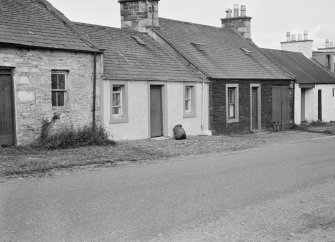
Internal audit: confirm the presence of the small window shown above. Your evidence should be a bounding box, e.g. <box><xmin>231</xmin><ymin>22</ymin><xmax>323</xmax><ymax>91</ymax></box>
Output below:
<box><xmin>110</xmin><ymin>82</ymin><xmax>128</xmax><ymax>124</ymax></box>
<box><xmin>333</xmin><ymin>88</ymin><xmax>335</xmax><ymax>98</ymax></box>
<box><xmin>226</xmin><ymin>84</ymin><xmax>239</xmax><ymax>123</ymax></box>
<box><xmin>184</xmin><ymin>85</ymin><xmax>196</xmax><ymax>118</ymax></box>
<box><xmin>51</xmin><ymin>72</ymin><xmax>67</xmax><ymax>108</ymax></box>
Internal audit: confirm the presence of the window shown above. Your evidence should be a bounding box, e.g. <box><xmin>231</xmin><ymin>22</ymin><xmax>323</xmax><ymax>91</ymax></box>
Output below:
<box><xmin>226</xmin><ymin>84</ymin><xmax>239</xmax><ymax>123</ymax></box>
<box><xmin>110</xmin><ymin>82</ymin><xmax>128</xmax><ymax>124</ymax></box>
<box><xmin>333</xmin><ymin>88</ymin><xmax>335</xmax><ymax>98</ymax></box>
<box><xmin>184</xmin><ymin>85</ymin><xmax>196</xmax><ymax>118</ymax></box>
<box><xmin>51</xmin><ymin>72</ymin><xmax>67</xmax><ymax>108</ymax></box>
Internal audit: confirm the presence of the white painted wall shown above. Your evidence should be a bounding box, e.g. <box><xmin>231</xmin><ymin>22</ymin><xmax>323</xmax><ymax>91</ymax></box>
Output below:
<box><xmin>294</xmin><ymin>84</ymin><xmax>335</xmax><ymax>124</ymax></box>
<box><xmin>102</xmin><ymin>80</ymin><xmax>210</xmax><ymax>140</ymax></box>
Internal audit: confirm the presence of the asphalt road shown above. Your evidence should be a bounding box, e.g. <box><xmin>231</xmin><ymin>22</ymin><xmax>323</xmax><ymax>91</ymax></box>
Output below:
<box><xmin>1</xmin><ymin>136</ymin><xmax>335</xmax><ymax>241</ymax></box>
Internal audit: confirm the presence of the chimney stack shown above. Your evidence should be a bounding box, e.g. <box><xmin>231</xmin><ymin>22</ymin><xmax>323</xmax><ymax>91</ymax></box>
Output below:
<box><xmin>221</xmin><ymin>4</ymin><xmax>252</xmax><ymax>40</ymax></box>
<box><xmin>281</xmin><ymin>31</ymin><xmax>314</xmax><ymax>58</ymax></box>
<box><xmin>326</xmin><ymin>39</ymin><xmax>330</xmax><ymax>48</ymax></box>
<box><xmin>119</xmin><ymin>0</ymin><xmax>160</xmax><ymax>32</ymax></box>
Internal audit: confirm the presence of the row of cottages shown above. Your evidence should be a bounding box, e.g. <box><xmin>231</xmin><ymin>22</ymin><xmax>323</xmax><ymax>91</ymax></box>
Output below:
<box><xmin>0</xmin><ymin>0</ymin><xmax>300</xmax><ymax>145</ymax></box>
<box><xmin>0</xmin><ymin>0</ymin><xmax>103</xmax><ymax>146</ymax></box>
<box><xmin>263</xmin><ymin>49</ymin><xmax>335</xmax><ymax>124</ymax></box>
<box><xmin>277</xmin><ymin>32</ymin><xmax>335</xmax><ymax>123</ymax></box>
<box><xmin>115</xmin><ymin>0</ymin><xmax>294</xmax><ymax>134</ymax></box>
<box><xmin>74</xmin><ymin>23</ymin><xmax>210</xmax><ymax>140</ymax></box>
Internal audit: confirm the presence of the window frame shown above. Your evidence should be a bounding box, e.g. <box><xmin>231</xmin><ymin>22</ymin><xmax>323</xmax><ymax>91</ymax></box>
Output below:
<box><xmin>110</xmin><ymin>81</ymin><xmax>129</xmax><ymax>124</ymax></box>
<box><xmin>226</xmin><ymin>84</ymin><xmax>239</xmax><ymax>123</ymax></box>
<box><xmin>183</xmin><ymin>84</ymin><xmax>197</xmax><ymax>118</ymax></box>
<box><xmin>51</xmin><ymin>71</ymin><xmax>68</xmax><ymax>109</ymax></box>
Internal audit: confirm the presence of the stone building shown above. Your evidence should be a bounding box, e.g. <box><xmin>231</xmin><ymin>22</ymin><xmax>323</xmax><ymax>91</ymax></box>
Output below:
<box><xmin>117</xmin><ymin>0</ymin><xmax>294</xmax><ymax>134</ymax></box>
<box><xmin>0</xmin><ymin>0</ymin><xmax>103</xmax><ymax>146</ymax></box>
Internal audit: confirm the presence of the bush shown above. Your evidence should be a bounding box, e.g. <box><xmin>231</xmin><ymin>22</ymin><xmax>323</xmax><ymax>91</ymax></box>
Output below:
<box><xmin>36</xmin><ymin>125</ymin><xmax>115</xmax><ymax>150</ymax></box>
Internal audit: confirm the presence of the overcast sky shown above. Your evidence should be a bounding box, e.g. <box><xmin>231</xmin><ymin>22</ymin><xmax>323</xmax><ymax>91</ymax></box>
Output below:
<box><xmin>48</xmin><ymin>0</ymin><xmax>335</xmax><ymax>50</ymax></box>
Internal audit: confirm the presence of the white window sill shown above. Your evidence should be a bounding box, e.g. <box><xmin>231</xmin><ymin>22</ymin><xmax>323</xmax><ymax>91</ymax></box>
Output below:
<box><xmin>184</xmin><ymin>112</ymin><xmax>197</xmax><ymax>118</ymax></box>
<box><xmin>227</xmin><ymin>118</ymin><xmax>239</xmax><ymax>123</ymax></box>
<box><xmin>110</xmin><ymin>117</ymin><xmax>129</xmax><ymax>124</ymax></box>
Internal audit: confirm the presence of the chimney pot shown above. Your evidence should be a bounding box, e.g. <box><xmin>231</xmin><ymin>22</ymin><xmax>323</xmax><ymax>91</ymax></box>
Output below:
<box><xmin>326</xmin><ymin>39</ymin><xmax>330</xmax><ymax>48</ymax></box>
<box><xmin>286</xmin><ymin>32</ymin><xmax>291</xmax><ymax>42</ymax></box>
<box><xmin>291</xmin><ymin>34</ymin><xmax>296</xmax><ymax>41</ymax></box>
<box><xmin>304</xmin><ymin>30</ymin><xmax>308</xmax><ymax>40</ymax></box>
<box><xmin>233</xmin><ymin>4</ymin><xmax>239</xmax><ymax>17</ymax></box>
<box><xmin>330</xmin><ymin>41</ymin><xmax>334</xmax><ymax>48</ymax></box>
<box><xmin>225</xmin><ymin>8</ymin><xmax>232</xmax><ymax>18</ymax></box>
<box><xmin>298</xmin><ymin>34</ymin><xmax>302</xmax><ymax>41</ymax></box>
<box><xmin>241</xmin><ymin>5</ymin><xmax>246</xmax><ymax>17</ymax></box>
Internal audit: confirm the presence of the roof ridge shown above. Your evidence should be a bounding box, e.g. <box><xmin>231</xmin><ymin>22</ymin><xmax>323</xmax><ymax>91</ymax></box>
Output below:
<box><xmin>159</xmin><ymin>17</ymin><xmax>222</xmax><ymax>30</ymax></box>
<box><xmin>74</xmin><ymin>21</ymin><xmax>151</xmax><ymax>37</ymax></box>
<box><xmin>35</xmin><ymin>0</ymin><xmax>101</xmax><ymax>51</ymax></box>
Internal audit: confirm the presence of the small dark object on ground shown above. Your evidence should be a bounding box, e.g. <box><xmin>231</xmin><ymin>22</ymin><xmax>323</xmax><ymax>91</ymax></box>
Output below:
<box><xmin>173</xmin><ymin>124</ymin><xmax>186</xmax><ymax>140</ymax></box>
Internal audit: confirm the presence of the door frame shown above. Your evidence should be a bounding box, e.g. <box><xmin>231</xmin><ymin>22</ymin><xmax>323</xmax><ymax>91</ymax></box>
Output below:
<box><xmin>147</xmin><ymin>82</ymin><xmax>167</xmax><ymax>138</ymax></box>
<box><xmin>0</xmin><ymin>67</ymin><xmax>16</xmax><ymax>146</ymax></box>
<box><xmin>250</xmin><ymin>84</ymin><xmax>261</xmax><ymax>131</ymax></box>
<box><xmin>318</xmin><ymin>89</ymin><xmax>322</xmax><ymax>121</ymax></box>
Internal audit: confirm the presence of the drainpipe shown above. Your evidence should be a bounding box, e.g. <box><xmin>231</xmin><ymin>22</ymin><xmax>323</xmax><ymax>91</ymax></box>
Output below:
<box><xmin>201</xmin><ymin>78</ymin><xmax>205</xmax><ymax>132</ymax></box>
<box><xmin>92</xmin><ymin>53</ymin><xmax>97</xmax><ymax>130</ymax></box>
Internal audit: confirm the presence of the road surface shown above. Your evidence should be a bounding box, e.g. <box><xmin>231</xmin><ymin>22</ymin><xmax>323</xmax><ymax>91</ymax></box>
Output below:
<box><xmin>1</xmin><ymin>136</ymin><xmax>335</xmax><ymax>241</ymax></box>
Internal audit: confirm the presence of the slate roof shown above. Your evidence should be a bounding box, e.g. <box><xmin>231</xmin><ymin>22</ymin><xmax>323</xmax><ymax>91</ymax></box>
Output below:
<box><xmin>75</xmin><ymin>22</ymin><xmax>203</xmax><ymax>82</ymax></box>
<box><xmin>0</xmin><ymin>0</ymin><xmax>98</xmax><ymax>52</ymax></box>
<box><xmin>262</xmin><ymin>49</ymin><xmax>335</xmax><ymax>84</ymax></box>
<box><xmin>155</xmin><ymin>18</ymin><xmax>292</xmax><ymax>80</ymax></box>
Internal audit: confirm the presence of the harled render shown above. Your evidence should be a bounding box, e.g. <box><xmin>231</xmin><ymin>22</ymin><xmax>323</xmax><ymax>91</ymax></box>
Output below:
<box><xmin>117</xmin><ymin>0</ymin><xmax>294</xmax><ymax>134</ymax></box>
<box><xmin>75</xmin><ymin>23</ymin><xmax>210</xmax><ymax>140</ymax></box>
<box><xmin>0</xmin><ymin>0</ymin><xmax>103</xmax><ymax>146</ymax></box>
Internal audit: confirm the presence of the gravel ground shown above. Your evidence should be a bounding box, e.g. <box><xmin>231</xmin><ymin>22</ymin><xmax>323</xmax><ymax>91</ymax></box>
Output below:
<box><xmin>0</xmin><ymin>130</ymin><xmax>331</xmax><ymax>178</ymax></box>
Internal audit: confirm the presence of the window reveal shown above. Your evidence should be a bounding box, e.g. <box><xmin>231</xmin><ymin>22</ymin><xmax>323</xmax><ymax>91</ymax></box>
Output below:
<box><xmin>185</xmin><ymin>86</ymin><xmax>193</xmax><ymax>113</ymax></box>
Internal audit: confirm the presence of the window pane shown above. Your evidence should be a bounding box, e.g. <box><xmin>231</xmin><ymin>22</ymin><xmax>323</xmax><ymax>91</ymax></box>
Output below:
<box><xmin>113</xmin><ymin>86</ymin><xmax>121</xmax><ymax>92</ymax></box>
<box><xmin>51</xmin><ymin>74</ymin><xmax>58</xmax><ymax>90</ymax></box>
<box><xmin>57</xmin><ymin>92</ymin><xmax>65</xmax><ymax>106</ymax></box>
<box><xmin>229</xmin><ymin>104</ymin><xmax>235</xmax><ymax>118</ymax></box>
<box><xmin>228</xmin><ymin>88</ymin><xmax>235</xmax><ymax>103</ymax></box>
<box><xmin>113</xmin><ymin>93</ymin><xmax>120</xmax><ymax>106</ymax></box>
<box><xmin>113</xmin><ymin>107</ymin><xmax>119</xmax><ymax>115</ymax></box>
<box><xmin>52</xmin><ymin>92</ymin><xmax>57</xmax><ymax>106</ymax></box>
<box><xmin>58</xmin><ymin>74</ymin><xmax>65</xmax><ymax>89</ymax></box>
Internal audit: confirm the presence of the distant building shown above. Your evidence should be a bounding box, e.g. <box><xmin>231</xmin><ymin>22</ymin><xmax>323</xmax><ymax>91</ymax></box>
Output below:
<box><xmin>313</xmin><ymin>40</ymin><xmax>335</xmax><ymax>73</ymax></box>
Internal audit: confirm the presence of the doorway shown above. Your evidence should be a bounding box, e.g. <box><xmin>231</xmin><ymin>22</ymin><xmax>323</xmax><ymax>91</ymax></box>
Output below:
<box><xmin>301</xmin><ymin>88</ymin><xmax>306</xmax><ymax>122</ymax></box>
<box><xmin>0</xmin><ymin>69</ymin><xmax>15</xmax><ymax>146</ymax></box>
<box><xmin>150</xmin><ymin>85</ymin><xmax>163</xmax><ymax>138</ymax></box>
<box><xmin>250</xmin><ymin>85</ymin><xmax>261</xmax><ymax>131</ymax></box>
<box><xmin>318</xmin><ymin>90</ymin><xmax>322</xmax><ymax>121</ymax></box>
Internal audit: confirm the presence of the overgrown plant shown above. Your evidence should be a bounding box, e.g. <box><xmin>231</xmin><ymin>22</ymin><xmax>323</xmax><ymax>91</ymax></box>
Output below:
<box><xmin>37</xmin><ymin>115</ymin><xmax>115</xmax><ymax>149</ymax></box>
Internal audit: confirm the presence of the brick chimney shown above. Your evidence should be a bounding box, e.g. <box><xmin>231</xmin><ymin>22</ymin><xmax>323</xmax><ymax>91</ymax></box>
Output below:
<box><xmin>281</xmin><ymin>31</ymin><xmax>313</xmax><ymax>58</ymax></box>
<box><xmin>221</xmin><ymin>4</ymin><xmax>252</xmax><ymax>39</ymax></box>
<box><xmin>119</xmin><ymin>0</ymin><xmax>159</xmax><ymax>32</ymax></box>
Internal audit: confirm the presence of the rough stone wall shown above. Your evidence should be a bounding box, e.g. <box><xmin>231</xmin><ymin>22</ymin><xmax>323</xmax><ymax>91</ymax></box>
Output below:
<box><xmin>120</xmin><ymin>0</ymin><xmax>159</xmax><ymax>32</ymax></box>
<box><xmin>0</xmin><ymin>47</ymin><xmax>103</xmax><ymax>145</ymax></box>
<box><xmin>209</xmin><ymin>80</ymin><xmax>293</xmax><ymax>134</ymax></box>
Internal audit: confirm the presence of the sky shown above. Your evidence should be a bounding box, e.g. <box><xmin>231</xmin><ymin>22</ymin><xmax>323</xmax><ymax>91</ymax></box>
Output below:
<box><xmin>48</xmin><ymin>0</ymin><xmax>335</xmax><ymax>50</ymax></box>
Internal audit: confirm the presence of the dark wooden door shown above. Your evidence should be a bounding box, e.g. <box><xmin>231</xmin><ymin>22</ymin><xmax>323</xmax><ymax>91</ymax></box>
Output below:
<box><xmin>252</xmin><ymin>88</ymin><xmax>258</xmax><ymax>130</ymax></box>
<box><xmin>150</xmin><ymin>86</ymin><xmax>163</xmax><ymax>138</ymax></box>
<box><xmin>0</xmin><ymin>70</ymin><xmax>15</xmax><ymax>146</ymax></box>
<box><xmin>272</xmin><ymin>86</ymin><xmax>290</xmax><ymax>130</ymax></box>
<box><xmin>318</xmin><ymin>90</ymin><xmax>322</xmax><ymax>121</ymax></box>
